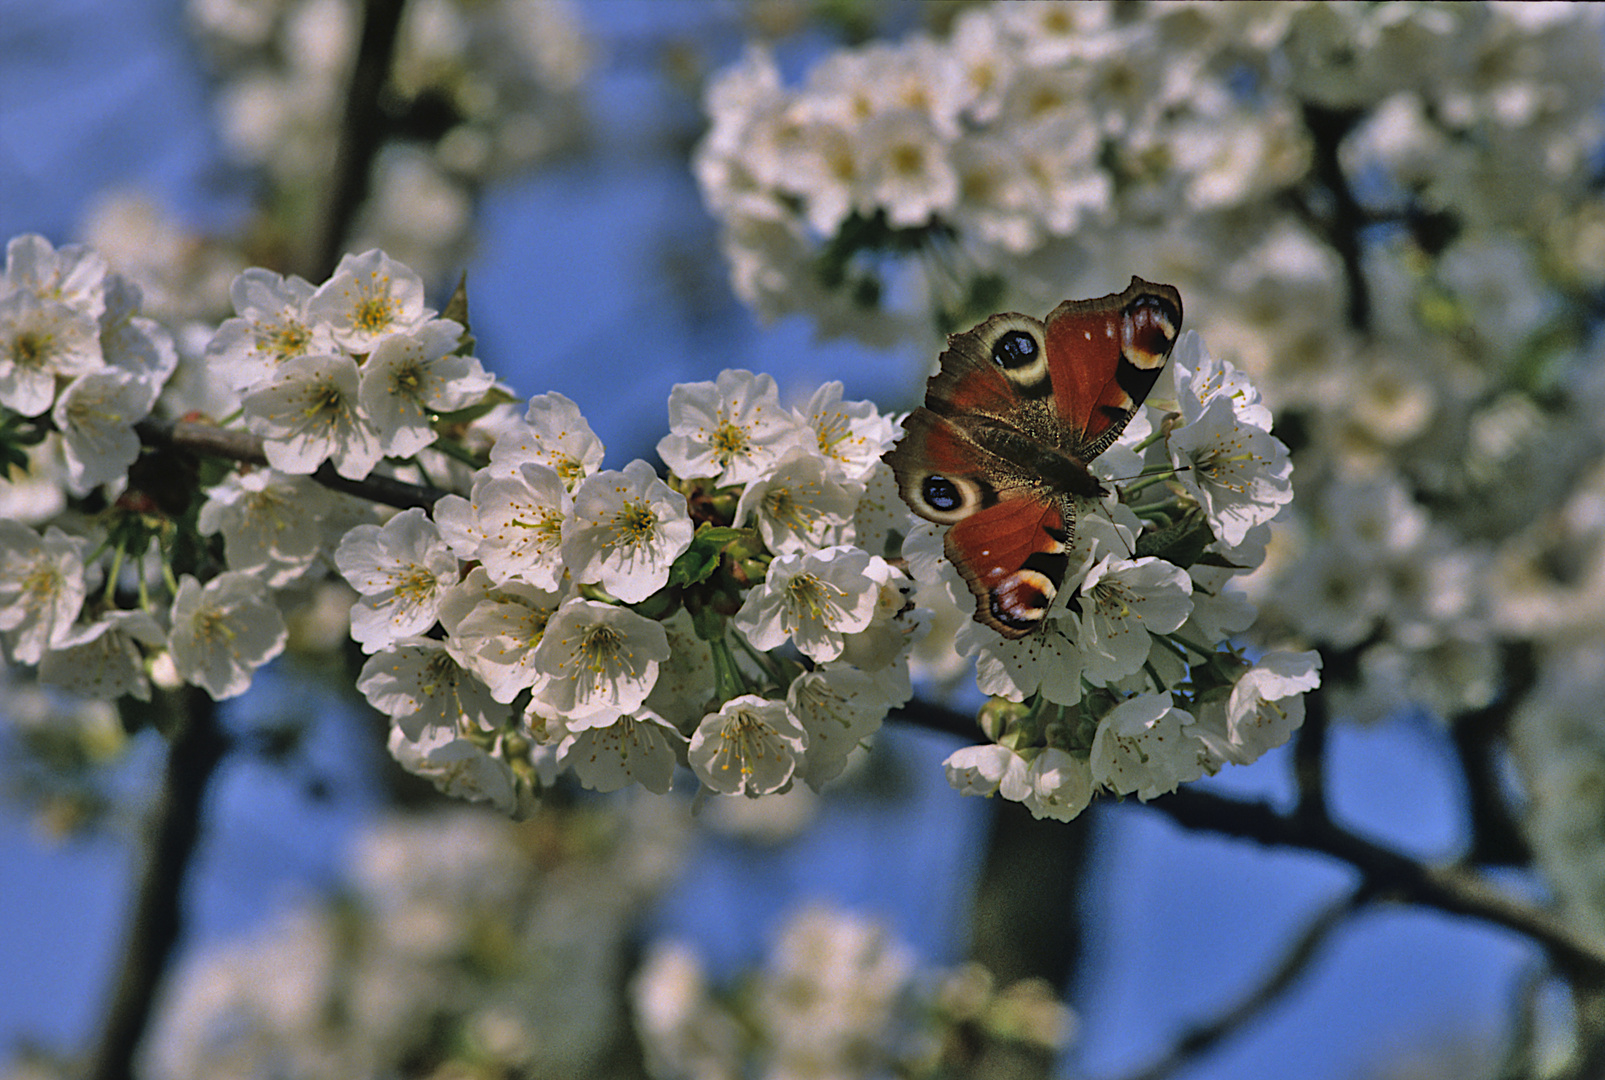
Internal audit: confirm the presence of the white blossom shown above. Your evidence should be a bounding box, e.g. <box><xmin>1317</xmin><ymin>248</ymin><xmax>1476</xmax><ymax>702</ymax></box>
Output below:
<box><xmin>732</xmin><ymin>545</ymin><xmax>882</xmax><ymax>663</ymax></box>
<box><xmin>0</xmin><ymin>290</ymin><xmax>102</xmax><ymax>416</ymax></box>
<box><xmin>51</xmin><ymin>367</ymin><xmax>161</xmax><ymax>493</ymax></box>
<box><xmin>166</xmin><ymin>571</ymin><xmax>288</xmax><ymax>700</ymax></box>
<box><xmin>558</xmin><ymin>710</ymin><xmax>684</xmax><ymax>794</ymax></box>
<box><xmin>198</xmin><ymin>470</ymin><xmax>340</xmax><ymax>587</ymax></box>
<box><xmin>488</xmin><ymin>391</ymin><xmax>605</xmax><ymax>489</ymax></box>
<box><xmin>1024</xmin><ymin>749</ymin><xmax>1095</xmax><ymax>822</ymax></box>
<box><xmin>1075</xmin><ymin>556</ymin><xmax>1194</xmax><ymax>685</ymax></box>
<box><xmin>204</xmin><ymin>268</ymin><xmax>335</xmax><ymax>392</ymax></box>
<box><xmin>689</xmin><ymin>693</ymin><xmax>808</xmax><ymax>797</ymax></box>
<box><xmin>336</xmin><ymin>508</ymin><xmax>460</xmax><ymax>653</ymax></box>
<box><xmin>444</xmin><ymin>576</ymin><xmax>562</xmax><ymax>704</ymax></box>
<box><xmin>560</xmin><ymin>459</ymin><xmax>694</xmax><ymax>603</ymax></box>
<box><xmin>733</xmin><ymin>448</ymin><xmax>859</xmax><ymax>555</ymax></box>
<box><xmin>243</xmin><ymin>352</ymin><xmax>383</xmax><ymax>480</ymax></box>
<box><xmin>657</xmin><ymin>369</ymin><xmax>810</xmax><ymax>488</ymax></box>
<box><xmin>528</xmin><ymin>599</ymin><xmax>670</xmax><ymax>724</ymax></box>
<box><xmin>857</xmin><ymin>108</ymin><xmax>959</xmax><ymax>228</ymax></box>
<box><xmin>960</xmin><ymin>617</ymin><xmax>1086</xmax><ymax>706</ymax></box>
<box><xmin>4</xmin><ymin>233</ymin><xmax>108</xmax><ymax>316</ymax></box>
<box><xmin>39</xmin><ymin>609</ymin><xmax>166</xmax><ymax>701</ymax></box>
<box><xmin>388</xmin><ymin>724</ymin><xmax>518</xmax><ymax>814</ymax></box>
<box><xmin>1089</xmin><ymin>693</ymin><xmax>1205</xmax><ymax>801</ymax></box>
<box><xmin>433</xmin><ymin>463</ymin><xmax>570</xmax><ymax>591</ymax></box>
<box><xmin>942</xmin><ymin>743</ymin><xmax>1030</xmax><ymax>800</ymax></box>
<box><xmin>0</xmin><ymin>522</ymin><xmax>93</xmax><ymax>664</ymax></box>
<box><xmin>786</xmin><ymin>666</ymin><xmax>886</xmax><ymax>789</ymax></box>
<box><xmin>305</xmin><ymin>248</ymin><xmax>433</xmax><ymax>352</ymax></box>
<box><xmin>357</xmin><ymin>319</ymin><xmax>492</xmax><ymax>457</ymax></box>
<box><xmin>642</xmin><ymin>609</ymin><xmax>717</xmax><ymax>732</ymax></box>
<box><xmin>357</xmin><ymin>636</ymin><xmax>503</xmax><ymax>739</ymax></box>
<box><xmin>1168</xmin><ymin>392</ymin><xmax>1294</xmax><ymax>547</ymax></box>
<box><xmin>1199</xmin><ymin>651</ymin><xmax>1322</xmax><ymax>768</ymax></box>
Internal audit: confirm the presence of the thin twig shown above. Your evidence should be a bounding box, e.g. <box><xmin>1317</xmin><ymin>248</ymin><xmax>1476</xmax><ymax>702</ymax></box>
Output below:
<box><xmin>135</xmin><ymin>418</ymin><xmax>450</xmax><ymax>511</ymax></box>
<box><xmin>1108</xmin><ymin>888</ymin><xmax>1368</xmax><ymax>1080</ymax></box>
<box><xmin>84</xmin><ymin>688</ymin><xmax>227</xmax><ymax>1080</ymax></box>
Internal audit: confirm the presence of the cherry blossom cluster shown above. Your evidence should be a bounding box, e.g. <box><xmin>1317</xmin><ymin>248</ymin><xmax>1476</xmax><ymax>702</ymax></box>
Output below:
<box><xmin>0</xmin><ymin>239</ymin><xmax>484</xmax><ymax>708</ymax></box>
<box><xmin>632</xmin><ymin>902</ymin><xmax>1072</xmax><ymax>1080</ymax></box>
<box><xmin>0</xmin><ymin>225</ymin><xmax>1313</xmax><ymax>820</ymax></box>
<box><xmin>145</xmin><ymin>805</ymin><xmax>689</xmax><ymax>1080</ymax></box>
<box><xmin>187</xmin><ymin>0</ymin><xmax>589</xmax><ymax>276</ymax></box>
<box><xmin>342</xmin><ymin>363</ymin><xmax>922</xmax><ymax>812</ymax></box>
<box><xmin>927</xmin><ymin>332</ymin><xmax>1318</xmax><ymax>821</ymax></box>
<box><xmin>691</xmin><ymin>0</ymin><xmax>1605</xmax><ymax>911</ymax></box>
<box><xmin>213</xmin><ymin>249</ymin><xmax>494</xmax><ymax>480</ymax></box>
<box><xmin>696</xmin><ymin>2</ymin><xmax>1604</xmax><ymax>347</ymax></box>
<box><xmin>0</xmin><ymin>235</ymin><xmax>298</xmax><ymax>705</ymax></box>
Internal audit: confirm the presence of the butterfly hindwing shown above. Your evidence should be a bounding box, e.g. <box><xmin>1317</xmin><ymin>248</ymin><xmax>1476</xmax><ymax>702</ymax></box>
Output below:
<box><xmin>944</xmin><ymin>495</ymin><xmax>1073</xmax><ymax>636</ymax></box>
<box><xmin>885</xmin><ymin>276</ymin><xmax>1184</xmax><ymax>639</ymax></box>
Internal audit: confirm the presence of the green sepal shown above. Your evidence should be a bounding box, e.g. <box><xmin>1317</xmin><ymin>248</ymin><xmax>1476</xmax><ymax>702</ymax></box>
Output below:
<box><xmin>442</xmin><ymin>272</ymin><xmax>476</xmax><ymax>355</ymax></box>
<box><xmin>433</xmin><ymin>385</ymin><xmax>519</xmax><ymax>429</ymax></box>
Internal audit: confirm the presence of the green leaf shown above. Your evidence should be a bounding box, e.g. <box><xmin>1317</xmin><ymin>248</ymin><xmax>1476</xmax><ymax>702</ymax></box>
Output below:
<box><xmin>667</xmin><ymin>526</ymin><xmax>744</xmax><ymax>589</ymax></box>
<box><xmin>1134</xmin><ymin>508</ymin><xmax>1217</xmax><ymax>568</ymax></box>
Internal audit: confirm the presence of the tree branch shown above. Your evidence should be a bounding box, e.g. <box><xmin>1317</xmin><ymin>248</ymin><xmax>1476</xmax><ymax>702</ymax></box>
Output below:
<box><xmin>310</xmin><ymin>0</ymin><xmax>409</xmax><ymax>280</ymax></box>
<box><xmin>134</xmin><ymin>418</ymin><xmax>451</xmax><ymax>511</ymax></box>
<box><xmin>1148</xmin><ymin>786</ymin><xmax>1605</xmax><ymax>979</ymax></box>
<box><xmin>1296</xmin><ymin>102</ymin><xmax>1372</xmax><ymax>334</ymax></box>
<box><xmin>84</xmin><ymin>688</ymin><xmax>227</xmax><ymax>1080</ymax></box>
<box><xmin>1110</xmin><ymin>888</ymin><xmax>1368</xmax><ymax>1080</ymax></box>
<box><xmin>889</xmin><ymin>697</ymin><xmax>1605</xmax><ymax>978</ymax></box>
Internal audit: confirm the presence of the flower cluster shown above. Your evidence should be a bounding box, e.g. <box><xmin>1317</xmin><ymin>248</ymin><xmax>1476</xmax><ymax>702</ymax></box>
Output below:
<box><xmin>212</xmin><ymin>249</ymin><xmax>493</xmax><ymax>480</ymax></box>
<box><xmin>344</xmin><ymin>364</ymin><xmax>920</xmax><ymax>812</ymax></box>
<box><xmin>186</xmin><ymin>0</ymin><xmax>590</xmax><ymax>278</ymax></box>
<box><xmin>0</xmin><ymin>235</ymin><xmax>292</xmax><ymax>704</ymax></box>
<box><xmin>697</xmin><ymin>3</ymin><xmax>1604</xmax><ymax>350</ymax></box>
<box><xmin>689</xmin><ymin>0</ymin><xmax>1605</xmax><ymax>889</ymax></box>
<box><xmin>0</xmin><ymin>234</ymin><xmax>177</xmax><ymax>501</ymax></box>
<box><xmin>144</xmin><ymin>804</ymin><xmax>689</xmax><ymax>1080</ymax></box>
<box><xmin>924</xmin><ymin>332</ymin><xmax>1317</xmax><ymax>819</ymax></box>
<box><xmin>0</xmin><ymin>231</ymin><xmax>1310</xmax><ymax>822</ymax></box>
<box><xmin>631</xmin><ymin>902</ymin><xmax>1073</xmax><ymax>1080</ymax></box>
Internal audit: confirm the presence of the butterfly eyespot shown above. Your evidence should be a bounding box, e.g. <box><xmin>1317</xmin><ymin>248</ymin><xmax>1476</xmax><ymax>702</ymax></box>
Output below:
<box><xmin>991</xmin><ymin>330</ymin><xmax>1038</xmax><ymax>370</ymax></box>
<box><xmin>922</xmin><ymin>475</ymin><xmax>961</xmax><ymax>511</ymax></box>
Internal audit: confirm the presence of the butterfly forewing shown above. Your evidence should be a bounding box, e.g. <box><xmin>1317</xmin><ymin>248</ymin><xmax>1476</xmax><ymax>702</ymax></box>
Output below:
<box><xmin>1046</xmin><ymin>278</ymin><xmax>1183</xmax><ymax>459</ymax></box>
<box><xmin>885</xmin><ymin>276</ymin><xmax>1184</xmax><ymax>638</ymax></box>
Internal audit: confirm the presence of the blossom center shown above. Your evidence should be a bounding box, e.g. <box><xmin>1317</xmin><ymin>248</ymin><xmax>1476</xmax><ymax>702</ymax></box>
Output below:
<box><xmin>553</xmin><ymin>454</ymin><xmax>586</xmax><ymax>487</ymax></box>
<box><xmin>612</xmin><ymin>500</ymin><xmax>659</xmax><ymax>547</ymax></box>
<box><xmin>267</xmin><ymin>321</ymin><xmax>311</xmax><ymax>359</ymax></box>
<box><xmin>352</xmin><ymin>285</ymin><xmax>399</xmax><ymax>336</ymax></box>
<box><xmin>711</xmin><ymin>421</ymin><xmax>750</xmax><ymax>463</ymax></box>
<box><xmin>716</xmin><ymin>710</ymin><xmax>764</xmax><ymax>778</ymax></box>
<box><xmin>784</xmin><ymin>571</ymin><xmax>841</xmax><ymax>621</ymax></box>
<box><xmin>11</xmin><ymin>330</ymin><xmax>48</xmax><ymax>369</ymax></box>
<box><xmin>577</xmin><ymin>624</ymin><xmax>627</xmax><ymax>676</ymax></box>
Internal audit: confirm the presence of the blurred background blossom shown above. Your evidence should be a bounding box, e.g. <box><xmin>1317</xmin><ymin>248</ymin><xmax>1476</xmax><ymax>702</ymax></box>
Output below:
<box><xmin>5</xmin><ymin>4</ymin><xmax>1605</xmax><ymax>1080</ymax></box>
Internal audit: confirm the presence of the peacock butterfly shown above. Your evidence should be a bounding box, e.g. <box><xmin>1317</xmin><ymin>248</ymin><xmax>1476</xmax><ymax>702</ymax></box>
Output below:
<box><xmin>884</xmin><ymin>277</ymin><xmax>1183</xmax><ymax>638</ymax></box>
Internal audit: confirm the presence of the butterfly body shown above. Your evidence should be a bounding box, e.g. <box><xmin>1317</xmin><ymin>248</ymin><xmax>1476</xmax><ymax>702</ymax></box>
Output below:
<box><xmin>885</xmin><ymin>277</ymin><xmax>1183</xmax><ymax>638</ymax></box>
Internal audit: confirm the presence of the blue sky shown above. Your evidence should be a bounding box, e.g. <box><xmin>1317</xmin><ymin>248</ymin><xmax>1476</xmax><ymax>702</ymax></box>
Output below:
<box><xmin>0</xmin><ymin>3</ymin><xmax>1540</xmax><ymax>1077</ymax></box>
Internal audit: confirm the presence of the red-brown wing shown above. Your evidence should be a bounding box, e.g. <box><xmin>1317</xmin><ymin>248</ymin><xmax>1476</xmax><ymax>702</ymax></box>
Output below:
<box><xmin>944</xmin><ymin>494</ymin><xmax>1072</xmax><ymax>639</ymax></box>
<box><xmin>1044</xmin><ymin>276</ymin><xmax>1183</xmax><ymax>457</ymax></box>
<box><xmin>883</xmin><ymin>276</ymin><xmax>1183</xmax><ymax>639</ymax></box>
